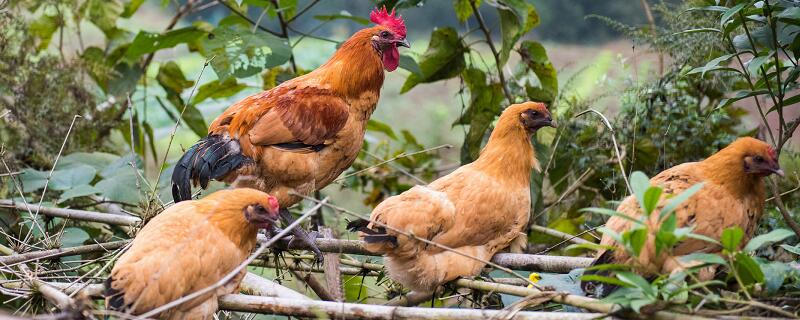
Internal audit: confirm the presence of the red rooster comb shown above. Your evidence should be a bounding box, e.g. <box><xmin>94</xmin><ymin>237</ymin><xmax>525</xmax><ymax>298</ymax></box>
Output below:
<box><xmin>370</xmin><ymin>7</ymin><xmax>406</xmax><ymax>38</ymax></box>
<box><xmin>768</xmin><ymin>146</ymin><xmax>777</xmax><ymax>160</ymax></box>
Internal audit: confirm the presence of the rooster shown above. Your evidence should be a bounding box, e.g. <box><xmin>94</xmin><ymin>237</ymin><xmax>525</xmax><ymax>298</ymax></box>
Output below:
<box><xmin>347</xmin><ymin>102</ymin><xmax>555</xmax><ymax>293</ymax></box>
<box><xmin>581</xmin><ymin>137</ymin><xmax>784</xmax><ymax>297</ymax></box>
<box><xmin>104</xmin><ymin>188</ymin><xmax>279</xmax><ymax>319</ymax></box>
<box><xmin>171</xmin><ymin>7</ymin><xmax>408</xmax><ymax>205</ymax></box>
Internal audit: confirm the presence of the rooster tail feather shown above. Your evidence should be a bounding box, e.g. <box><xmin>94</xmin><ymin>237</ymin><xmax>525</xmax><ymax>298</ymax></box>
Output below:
<box><xmin>580</xmin><ymin>249</ymin><xmax>619</xmax><ymax>298</ymax></box>
<box><xmin>171</xmin><ymin>134</ymin><xmax>248</xmax><ymax>202</ymax></box>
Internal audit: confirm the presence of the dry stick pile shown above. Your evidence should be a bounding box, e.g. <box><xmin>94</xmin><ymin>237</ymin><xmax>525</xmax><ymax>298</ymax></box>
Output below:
<box><xmin>0</xmin><ymin>201</ymin><xmax>707</xmax><ymax>320</ymax></box>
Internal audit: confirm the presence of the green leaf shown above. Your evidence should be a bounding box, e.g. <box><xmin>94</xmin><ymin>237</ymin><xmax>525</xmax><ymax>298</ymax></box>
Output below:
<box><xmin>313</xmin><ymin>11</ymin><xmax>369</xmax><ymax>25</ymax></box>
<box><xmin>659</xmin><ymin>183</ymin><xmax>704</xmax><ymax>220</ymax></box>
<box><xmin>201</xmin><ymin>24</ymin><xmax>292</xmax><ymax>80</ymax></box>
<box><xmin>453</xmin><ymin>0</ymin><xmax>478</xmax><ymax>22</ymax></box>
<box><xmin>579</xmin><ymin>274</ymin><xmax>629</xmax><ymax>288</ymax></box>
<box><xmin>124</xmin><ymin>27</ymin><xmax>207</xmax><ymax>62</ymax></box>
<box><xmin>95</xmin><ymin>171</ymin><xmax>142</xmax><ymax>204</ymax></box>
<box><xmin>581</xmin><ymin>207</ymin><xmax>644</xmax><ymax>226</ymax></box>
<box><xmin>629</xmin><ymin>171</ymin><xmax>650</xmax><ymax>213</ymax></box>
<box><xmin>720</xmin><ymin>3</ymin><xmax>746</xmax><ymax>27</ymax></box>
<box><xmin>58</xmin><ymin>185</ymin><xmax>102</xmax><ymax>203</ymax></box>
<box><xmin>519</xmin><ymin>40</ymin><xmax>558</xmax><ymax>103</ymax></box>
<box><xmin>366</xmin><ymin>119</ymin><xmax>398</xmax><ymax>140</ymax></box>
<box><xmin>156</xmin><ymin>62</ymin><xmax>207</xmax><ymax>137</ymax></box>
<box><xmin>157</xmin><ymin>62</ymin><xmax>194</xmax><ymax>93</ymax></box>
<box><xmin>721</xmin><ymin>227</ymin><xmax>744</xmax><ymax>252</ymax></box>
<box><xmin>733</xmin><ymin>252</ymin><xmax>765</xmax><ymax>285</ymax></box>
<box><xmin>121</xmin><ymin>0</ymin><xmax>145</xmax><ymax>18</ymax></box>
<box><xmin>678</xmin><ymin>253</ymin><xmax>727</xmax><ymax>266</ymax></box>
<box><xmin>642</xmin><ymin>187</ymin><xmax>662</xmax><ymax>216</ymax></box>
<box><xmin>107</xmin><ymin>62</ymin><xmax>143</xmax><ymax>97</ymax></box>
<box><xmin>617</xmin><ymin>272</ymin><xmax>656</xmax><ymax>297</ymax></box>
<box><xmin>100</xmin><ymin>154</ymin><xmax>142</xmax><ymax>178</ymax></box>
<box><xmin>717</xmin><ymin>90</ymin><xmax>770</xmax><ymax>111</ymax></box>
<box><xmin>761</xmin><ymin>262</ymin><xmax>789</xmax><ymax>294</ymax></box>
<box><xmin>86</xmin><ymin>0</ymin><xmax>124</xmax><ymax>37</ymax></box>
<box><xmin>19</xmin><ymin>169</ymin><xmax>48</xmax><ymax>192</ymax></box>
<box><xmin>399</xmin><ymin>54</ymin><xmax>422</xmax><ymax>76</ymax></box>
<box><xmin>491</xmin><ymin>0</ymin><xmax>538</xmax><ymax>67</ymax></box>
<box><xmin>57</xmin><ymin>152</ymin><xmax>119</xmax><ymax>173</ymax></box>
<box><xmin>50</xmin><ymin>165</ymin><xmax>97</xmax><ymax>191</ymax></box>
<box><xmin>401</xmin><ymin>27</ymin><xmax>466</xmax><ymax>93</ymax></box>
<box><xmin>744</xmin><ymin>228</ymin><xmax>795</xmax><ymax>252</ymax></box>
<box><xmin>61</xmin><ymin>227</ymin><xmax>90</xmax><ymax>247</ymax></box>
<box><xmin>191</xmin><ymin>78</ymin><xmax>248</xmax><ymax>105</ymax></box>
<box><xmin>452</xmin><ymin>68</ymin><xmax>503</xmax><ymax>162</ymax></box>
<box><xmin>30</xmin><ymin>13</ymin><xmax>59</xmax><ymax>51</ymax></box>
<box><xmin>780</xmin><ymin>243</ymin><xmax>800</xmax><ymax>255</ymax></box>
<box><xmin>626</xmin><ymin>228</ymin><xmax>647</xmax><ymax>257</ymax></box>
<box><xmin>746</xmin><ymin>54</ymin><xmax>772</xmax><ymax>77</ymax></box>
<box><xmin>687</xmin><ymin>52</ymin><xmax>741</xmax><ymax>78</ymax></box>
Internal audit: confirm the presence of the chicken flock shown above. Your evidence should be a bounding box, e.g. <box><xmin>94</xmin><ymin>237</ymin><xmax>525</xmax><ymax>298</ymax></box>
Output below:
<box><xmin>102</xmin><ymin>6</ymin><xmax>786</xmax><ymax>319</ymax></box>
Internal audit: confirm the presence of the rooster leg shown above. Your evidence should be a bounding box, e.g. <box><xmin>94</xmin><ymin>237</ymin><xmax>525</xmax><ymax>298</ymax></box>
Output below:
<box><xmin>279</xmin><ymin>208</ymin><xmax>324</xmax><ymax>263</ymax></box>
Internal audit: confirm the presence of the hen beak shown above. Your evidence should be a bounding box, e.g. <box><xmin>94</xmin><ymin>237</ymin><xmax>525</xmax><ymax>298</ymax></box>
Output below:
<box><xmin>772</xmin><ymin>168</ymin><xmax>785</xmax><ymax>177</ymax></box>
<box><xmin>396</xmin><ymin>39</ymin><xmax>410</xmax><ymax>48</ymax></box>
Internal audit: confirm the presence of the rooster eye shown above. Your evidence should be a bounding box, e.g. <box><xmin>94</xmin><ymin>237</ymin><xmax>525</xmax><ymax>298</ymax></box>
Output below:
<box><xmin>380</xmin><ymin>31</ymin><xmax>391</xmax><ymax>38</ymax></box>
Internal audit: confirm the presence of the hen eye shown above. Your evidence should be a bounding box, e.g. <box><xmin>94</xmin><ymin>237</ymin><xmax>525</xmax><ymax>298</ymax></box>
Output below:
<box><xmin>380</xmin><ymin>31</ymin><xmax>391</xmax><ymax>38</ymax></box>
<box><xmin>754</xmin><ymin>156</ymin><xmax>764</xmax><ymax>162</ymax></box>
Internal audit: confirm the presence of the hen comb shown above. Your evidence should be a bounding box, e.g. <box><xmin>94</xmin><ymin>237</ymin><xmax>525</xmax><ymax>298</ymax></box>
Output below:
<box><xmin>370</xmin><ymin>6</ymin><xmax>406</xmax><ymax>38</ymax></box>
<box><xmin>768</xmin><ymin>146</ymin><xmax>777</xmax><ymax>160</ymax></box>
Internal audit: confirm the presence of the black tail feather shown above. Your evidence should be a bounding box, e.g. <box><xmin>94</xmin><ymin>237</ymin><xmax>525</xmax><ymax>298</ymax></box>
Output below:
<box><xmin>103</xmin><ymin>277</ymin><xmax>126</xmax><ymax>311</ymax></box>
<box><xmin>171</xmin><ymin>135</ymin><xmax>248</xmax><ymax>202</ymax></box>
<box><xmin>580</xmin><ymin>249</ymin><xmax>620</xmax><ymax>298</ymax></box>
<box><xmin>346</xmin><ymin>219</ymin><xmax>396</xmax><ymax>246</ymax></box>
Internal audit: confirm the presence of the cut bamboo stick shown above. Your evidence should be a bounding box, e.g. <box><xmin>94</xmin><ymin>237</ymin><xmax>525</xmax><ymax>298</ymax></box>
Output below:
<box><xmin>219</xmin><ymin>294</ymin><xmax>603</xmax><ymax>320</ymax></box>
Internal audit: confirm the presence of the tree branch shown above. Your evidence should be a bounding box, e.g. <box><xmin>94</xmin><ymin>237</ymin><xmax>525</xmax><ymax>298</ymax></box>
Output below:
<box><xmin>218</xmin><ymin>0</ymin><xmax>283</xmax><ymax>36</ymax></box>
<box><xmin>468</xmin><ymin>0</ymin><xmax>513</xmax><ymax>104</ymax></box>
<box><xmin>768</xmin><ymin>178</ymin><xmax>800</xmax><ymax>238</ymax></box>
<box><xmin>271</xmin><ymin>0</ymin><xmax>298</xmax><ymax>73</ymax></box>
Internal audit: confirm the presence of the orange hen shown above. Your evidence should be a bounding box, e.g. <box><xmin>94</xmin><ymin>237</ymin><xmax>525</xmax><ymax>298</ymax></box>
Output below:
<box><xmin>582</xmin><ymin>137</ymin><xmax>784</xmax><ymax>297</ymax></box>
<box><xmin>104</xmin><ymin>189</ymin><xmax>279</xmax><ymax>319</ymax></box>
<box><xmin>348</xmin><ymin>102</ymin><xmax>555</xmax><ymax>293</ymax></box>
<box><xmin>171</xmin><ymin>7</ymin><xmax>409</xmax><ymax>208</ymax></box>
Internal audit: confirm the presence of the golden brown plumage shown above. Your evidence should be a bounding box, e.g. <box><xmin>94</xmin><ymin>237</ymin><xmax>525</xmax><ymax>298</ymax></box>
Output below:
<box><xmin>348</xmin><ymin>102</ymin><xmax>555</xmax><ymax>293</ymax></box>
<box><xmin>171</xmin><ymin>9</ymin><xmax>409</xmax><ymax>208</ymax></box>
<box><xmin>105</xmin><ymin>189</ymin><xmax>279</xmax><ymax>319</ymax></box>
<box><xmin>582</xmin><ymin>137</ymin><xmax>783</xmax><ymax>297</ymax></box>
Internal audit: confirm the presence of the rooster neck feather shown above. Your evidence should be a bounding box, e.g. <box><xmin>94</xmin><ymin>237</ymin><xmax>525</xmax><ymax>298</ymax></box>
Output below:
<box><xmin>699</xmin><ymin>145</ymin><xmax>765</xmax><ymax>198</ymax></box>
<box><xmin>314</xmin><ymin>27</ymin><xmax>385</xmax><ymax>105</ymax></box>
<box><xmin>472</xmin><ymin>120</ymin><xmax>537</xmax><ymax>186</ymax></box>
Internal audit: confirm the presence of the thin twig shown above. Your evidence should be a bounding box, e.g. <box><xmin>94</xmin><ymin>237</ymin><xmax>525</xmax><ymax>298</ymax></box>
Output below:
<box><xmin>574</xmin><ymin>109</ymin><xmax>631</xmax><ymax>194</ymax></box>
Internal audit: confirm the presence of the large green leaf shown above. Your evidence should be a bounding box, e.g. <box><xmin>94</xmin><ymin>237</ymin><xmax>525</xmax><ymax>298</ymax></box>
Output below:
<box><xmin>733</xmin><ymin>252</ymin><xmax>765</xmax><ymax>285</ymax></box>
<box><xmin>519</xmin><ymin>41</ymin><xmax>558</xmax><ymax>103</ymax></box>
<box><xmin>201</xmin><ymin>24</ymin><xmax>292</xmax><ymax>80</ymax></box>
<box><xmin>121</xmin><ymin>0</ymin><xmax>145</xmax><ymax>18</ymax></box>
<box><xmin>57</xmin><ymin>152</ymin><xmax>119</xmax><ymax>173</ymax></box>
<box><xmin>453</xmin><ymin>68</ymin><xmax>503</xmax><ymax>163</ymax></box>
<box><xmin>124</xmin><ymin>27</ymin><xmax>207</xmax><ymax>62</ymax></box>
<box><xmin>401</xmin><ymin>27</ymin><xmax>466</xmax><ymax>93</ymax></box>
<box><xmin>58</xmin><ymin>185</ymin><xmax>102</xmax><ymax>203</ymax></box>
<box><xmin>95</xmin><ymin>171</ymin><xmax>142</xmax><ymax>204</ymax></box>
<box><xmin>30</xmin><ymin>12</ymin><xmax>59</xmax><ymax>51</ymax></box>
<box><xmin>19</xmin><ymin>169</ymin><xmax>48</xmax><ymax>193</ymax></box>
<box><xmin>398</xmin><ymin>54</ymin><xmax>422</xmax><ymax>76</ymax></box>
<box><xmin>49</xmin><ymin>164</ymin><xmax>97</xmax><ymax>191</ymax></box>
<box><xmin>490</xmin><ymin>0</ymin><xmax>538</xmax><ymax>67</ymax></box>
<box><xmin>366</xmin><ymin>119</ymin><xmax>398</xmax><ymax>140</ymax></box>
<box><xmin>453</xmin><ymin>0</ymin><xmax>478</xmax><ymax>22</ymax></box>
<box><xmin>85</xmin><ymin>0</ymin><xmax>124</xmax><ymax>38</ymax></box>
<box><xmin>744</xmin><ymin>228</ymin><xmax>795</xmax><ymax>252</ymax></box>
<box><xmin>678</xmin><ymin>253</ymin><xmax>727</xmax><ymax>266</ymax></box>
<box><xmin>191</xmin><ymin>78</ymin><xmax>248</xmax><ymax>105</ymax></box>
<box><xmin>156</xmin><ymin>62</ymin><xmax>208</xmax><ymax>137</ymax></box>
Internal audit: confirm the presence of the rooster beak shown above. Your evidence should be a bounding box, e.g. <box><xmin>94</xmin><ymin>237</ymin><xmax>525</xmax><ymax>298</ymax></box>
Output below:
<box><xmin>396</xmin><ymin>39</ymin><xmax>410</xmax><ymax>48</ymax></box>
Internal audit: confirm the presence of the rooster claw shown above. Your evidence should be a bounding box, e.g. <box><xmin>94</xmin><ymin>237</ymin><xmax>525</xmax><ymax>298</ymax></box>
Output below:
<box><xmin>288</xmin><ymin>229</ymin><xmax>324</xmax><ymax>263</ymax></box>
